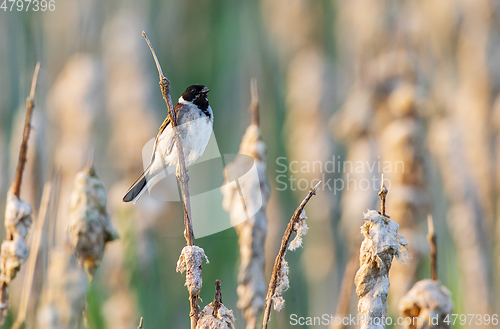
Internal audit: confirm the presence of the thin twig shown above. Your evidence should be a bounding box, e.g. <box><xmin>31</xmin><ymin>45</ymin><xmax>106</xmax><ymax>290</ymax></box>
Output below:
<box><xmin>142</xmin><ymin>31</ymin><xmax>198</xmax><ymax>328</ymax></box>
<box><xmin>13</xmin><ymin>181</ymin><xmax>52</xmax><ymax>329</ymax></box>
<box><xmin>427</xmin><ymin>214</ymin><xmax>438</xmax><ymax>281</ymax></box>
<box><xmin>212</xmin><ymin>280</ymin><xmax>222</xmax><ymax>316</ymax></box>
<box><xmin>142</xmin><ymin>31</ymin><xmax>194</xmax><ymax>247</ymax></box>
<box><xmin>137</xmin><ymin>317</ymin><xmax>144</xmax><ymax>329</ymax></box>
<box><xmin>12</xmin><ymin>62</ymin><xmax>41</xmax><ymax>198</ymax></box>
<box><xmin>250</xmin><ymin>78</ymin><xmax>259</xmax><ymax>126</ymax></box>
<box><xmin>262</xmin><ymin>181</ymin><xmax>321</xmax><ymax>329</ymax></box>
<box><xmin>0</xmin><ymin>62</ymin><xmax>41</xmax><ymax>323</ymax></box>
<box><xmin>378</xmin><ymin>174</ymin><xmax>388</xmax><ymax>217</ymax></box>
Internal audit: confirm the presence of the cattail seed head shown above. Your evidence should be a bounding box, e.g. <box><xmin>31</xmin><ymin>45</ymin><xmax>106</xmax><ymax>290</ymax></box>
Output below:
<box><xmin>68</xmin><ymin>165</ymin><xmax>118</xmax><ymax>279</ymax></box>
<box><xmin>0</xmin><ymin>189</ymin><xmax>32</xmax><ymax>285</ymax></box>
<box><xmin>176</xmin><ymin>246</ymin><xmax>209</xmax><ymax>296</ymax></box>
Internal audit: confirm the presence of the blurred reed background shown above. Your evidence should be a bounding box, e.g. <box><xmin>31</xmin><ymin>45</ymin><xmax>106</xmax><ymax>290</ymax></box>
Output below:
<box><xmin>0</xmin><ymin>0</ymin><xmax>500</xmax><ymax>328</ymax></box>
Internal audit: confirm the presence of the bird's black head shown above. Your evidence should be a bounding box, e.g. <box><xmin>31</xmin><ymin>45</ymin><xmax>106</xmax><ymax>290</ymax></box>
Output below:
<box><xmin>181</xmin><ymin>84</ymin><xmax>210</xmax><ymax>111</ymax></box>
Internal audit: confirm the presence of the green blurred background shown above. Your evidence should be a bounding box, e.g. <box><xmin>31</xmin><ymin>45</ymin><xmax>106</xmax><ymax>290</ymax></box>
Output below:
<box><xmin>0</xmin><ymin>0</ymin><xmax>500</xmax><ymax>328</ymax></box>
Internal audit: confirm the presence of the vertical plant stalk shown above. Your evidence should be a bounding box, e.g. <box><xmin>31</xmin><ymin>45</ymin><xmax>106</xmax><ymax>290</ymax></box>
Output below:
<box><xmin>398</xmin><ymin>214</ymin><xmax>452</xmax><ymax>329</ymax></box>
<box><xmin>137</xmin><ymin>317</ymin><xmax>144</xmax><ymax>329</ymax></box>
<box><xmin>250</xmin><ymin>78</ymin><xmax>259</xmax><ymax>126</ymax></box>
<box><xmin>221</xmin><ymin>78</ymin><xmax>269</xmax><ymax>329</ymax></box>
<box><xmin>378</xmin><ymin>175</ymin><xmax>387</xmax><ymax>217</ymax></box>
<box><xmin>262</xmin><ymin>181</ymin><xmax>321</xmax><ymax>329</ymax></box>
<box><xmin>0</xmin><ymin>63</ymin><xmax>41</xmax><ymax>324</ymax></box>
<box><xmin>142</xmin><ymin>32</ymin><xmax>194</xmax><ymax>246</ymax></box>
<box><xmin>427</xmin><ymin>215</ymin><xmax>437</xmax><ymax>281</ymax></box>
<box><xmin>196</xmin><ymin>280</ymin><xmax>235</xmax><ymax>329</ymax></box>
<box><xmin>142</xmin><ymin>31</ymin><xmax>198</xmax><ymax>328</ymax></box>
<box><xmin>12</xmin><ymin>62</ymin><xmax>41</xmax><ymax>199</ymax></box>
<box><xmin>212</xmin><ymin>280</ymin><xmax>222</xmax><ymax>315</ymax></box>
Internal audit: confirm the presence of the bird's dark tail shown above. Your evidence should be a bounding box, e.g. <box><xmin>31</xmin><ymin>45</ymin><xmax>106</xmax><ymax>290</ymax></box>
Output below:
<box><xmin>123</xmin><ymin>166</ymin><xmax>152</xmax><ymax>203</ymax></box>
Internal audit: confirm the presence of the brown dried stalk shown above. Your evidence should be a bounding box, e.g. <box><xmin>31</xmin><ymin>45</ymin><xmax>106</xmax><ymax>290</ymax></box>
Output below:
<box><xmin>196</xmin><ymin>280</ymin><xmax>235</xmax><ymax>329</ymax></box>
<box><xmin>378</xmin><ymin>174</ymin><xmax>388</xmax><ymax>217</ymax></box>
<box><xmin>12</xmin><ymin>62</ymin><xmax>41</xmax><ymax>198</ymax></box>
<box><xmin>142</xmin><ymin>31</ymin><xmax>194</xmax><ymax>246</ymax></box>
<box><xmin>250</xmin><ymin>78</ymin><xmax>259</xmax><ymax>126</ymax></box>
<box><xmin>398</xmin><ymin>215</ymin><xmax>452</xmax><ymax>329</ymax></box>
<box><xmin>262</xmin><ymin>181</ymin><xmax>321</xmax><ymax>329</ymax></box>
<box><xmin>221</xmin><ymin>79</ymin><xmax>269</xmax><ymax>329</ymax></box>
<box><xmin>138</xmin><ymin>317</ymin><xmax>144</xmax><ymax>329</ymax></box>
<box><xmin>212</xmin><ymin>280</ymin><xmax>222</xmax><ymax>316</ymax></box>
<box><xmin>142</xmin><ymin>31</ymin><xmax>199</xmax><ymax>328</ymax></box>
<box><xmin>427</xmin><ymin>215</ymin><xmax>437</xmax><ymax>281</ymax></box>
<box><xmin>0</xmin><ymin>62</ymin><xmax>41</xmax><ymax>324</ymax></box>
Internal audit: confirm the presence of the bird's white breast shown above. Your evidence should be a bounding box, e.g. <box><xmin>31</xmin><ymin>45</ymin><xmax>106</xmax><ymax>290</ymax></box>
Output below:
<box><xmin>149</xmin><ymin>104</ymin><xmax>213</xmax><ymax>176</ymax></box>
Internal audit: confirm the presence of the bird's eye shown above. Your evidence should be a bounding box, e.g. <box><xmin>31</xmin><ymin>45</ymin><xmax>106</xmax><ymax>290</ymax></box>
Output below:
<box><xmin>191</xmin><ymin>88</ymin><xmax>196</xmax><ymax>93</ymax></box>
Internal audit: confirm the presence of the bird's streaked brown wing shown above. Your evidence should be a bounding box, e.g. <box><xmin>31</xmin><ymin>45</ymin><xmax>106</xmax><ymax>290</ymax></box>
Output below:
<box><xmin>150</xmin><ymin>103</ymin><xmax>183</xmax><ymax>163</ymax></box>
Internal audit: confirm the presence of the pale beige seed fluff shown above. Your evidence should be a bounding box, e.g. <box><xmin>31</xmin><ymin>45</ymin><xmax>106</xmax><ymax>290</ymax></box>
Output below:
<box><xmin>176</xmin><ymin>246</ymin><xmax>209</xmax><ymax>296</ymax></box>
<box><xmin>196</xmin><ymin>303</ymin><xmax>235</xmax><ymax>329</ymax></box>
<box><xmin>289</xmin><ymin>210</ymin><xmax>308</xmax><ymax>251</ymax></box>
<box><xmin>221</xmin><ymin>122</ymin><xmax>270</xmax><ymax>329</ymax></box>
<box><xmin>68</xmin><ymin>166</ymin><xmax>118</xmax><ymax>279</ymax></box>
<box><xmin>399</xmin><ymin>279</ymin><xmax>452</xmax><ymax>329</ymax></box>
<box><xmin>272</xmin><ymin>258</ymin><xmax>290</xmax><ymax>311</ymax></box>
<box><xmin>270</xmin><ymin>210</ymin><xmax>308</xmax><ymax>312</ymax></box>
<box><xmin>355</xmin><ymin>210</ymin><xmax>408</xmax><ymax>329</ymax></box>
<box><xmin>0</xmin><ymin>189</ymin><xmax>32</xmax><ymax>290</ymax></box>
<box><xmin>36</xmin><ymin>246</ymin><xmax>88</xmax><ymax>329</ymax></box>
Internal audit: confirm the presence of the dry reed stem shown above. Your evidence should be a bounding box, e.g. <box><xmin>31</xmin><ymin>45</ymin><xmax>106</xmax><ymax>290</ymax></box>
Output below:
<box><xmin>0</xmin><ymin>63</ymin><xmax>40</xmax><ymax>324</ymax></box>
<box><xmin>398</xmin><ymin>214</ymin><xmax>452</xmax><ymax>329</ymax></box>
<box><xmin>142</xmin><ymin>31</ymin><xmax>200</xmax><ymax>328</ymax></box>
<box><xmin>378</xmin><ymin>175</ymin><xmax>388</xmax><ymax>217</ymax></box>
<box><xmin>262</xmin><ymin>181</ymin><xmax>321</xmax><ymax>329</ymax></box>
<box><xmin>138</xmin><ymin>317</ymin><xmax>144</xmax><ymax>329</ymax></box>
<box><xmin>196</xmin><ymin>280</ymin><xmax>235</xmax><ymax>329</ymax></box>
<box><xmin>142</xmin><ymin>31</ymin><xmax>195</xmax><ymax>246</ymax></box>
<box><xmin>250</xmin><ymin>78</ymin><xmax>259</xmax><ymax>126</ymax></box>
<box><xmin>221</xmin><ymin>79</ymin><xmax>269</xmax><ymax>329</ymax></box>
<box><xmin>427</xmin><ymin>215</ymin><xmax>437</xmax><ymax>281</ymax></box>
<box><xmin>12</xmin><ymin>62</ymin><xmax>41</xmax><ymax>199</ymax></box>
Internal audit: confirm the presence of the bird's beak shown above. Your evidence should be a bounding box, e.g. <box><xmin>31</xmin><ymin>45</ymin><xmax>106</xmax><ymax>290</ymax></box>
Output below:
<box><xmin>202</xmin><ymin>87</ymin><xmax>210</xmax><ymax>93</ymax></box>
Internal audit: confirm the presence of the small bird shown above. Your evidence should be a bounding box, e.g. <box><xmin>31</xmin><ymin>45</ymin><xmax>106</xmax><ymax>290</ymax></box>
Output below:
<box><xmin>123</xmin><ymin>84</ymin><xmax>213</xmax><ymax>203</ymax></box>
